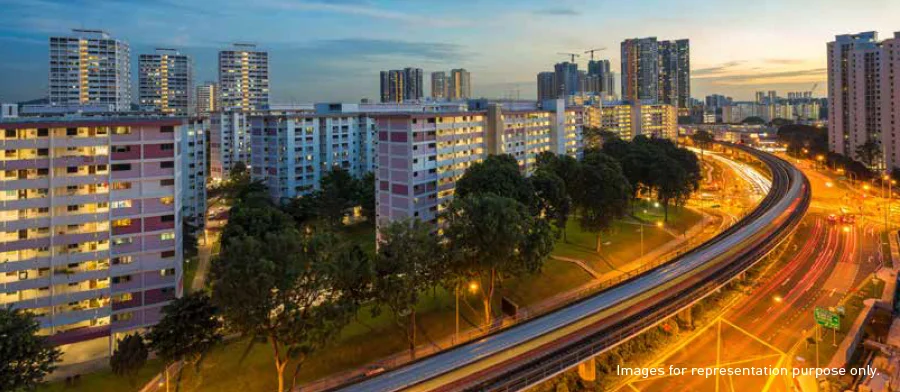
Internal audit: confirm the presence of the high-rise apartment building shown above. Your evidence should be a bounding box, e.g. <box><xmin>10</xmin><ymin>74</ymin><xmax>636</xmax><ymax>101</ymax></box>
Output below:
<box><xmin>827</xmin><ymin>32</ymin><xmax>884</xmax><ymax>167</ymax></box>
<box><xmin>380</xmin><ymin>68</ymin><xmax>423</xmax><ymax>103</ymax></box>
<box><xmin>431</xmin><ymin>72</ymin><xmax>448</xmax><ymax>100</ymax></box>
<box><xmin>138</xmin><ymin>49</ymin><xmax>193</xmax><ymax>115</ymax></box>
<box><xmin>587</xmin><ymin>59</ymin><xmax>615</xmax><ymax>97</ymax></box>
<box><xmin>537</xmin><ymin>72</ymin><xmax>557</xmax><ymax>101</ymax></box>
<box><xmin>195</xmin><ymin>82</ymin><xmax>217</xmax><ymax>114</ymax></box>
<box><xmin>49</xmin><ymin>29</ymin><xmax>131</xmax><ymax>111</ymax></box>
<box><xmin>180</xmin><ymin>119</ymin><xmax>207</xmax><ymax>227</ymax></box>
<box><xmin>209</xmin><ymin>111</ymin><xmax>251</xmax><ymax>181</ymax></box>
<box><xmin>374</xmin><ymin>100</ymin><xmax>582</xmax><ymax>228</ymax></box>
<box><xmin>218</xmin><ymin>44</ymin><xmax>269</xmax><ymax>112</ymax></box>
<box><xmin>554</xmin><ymin>62</ymin><xmax>579</xmax><ymax>98</ymax></box>
<box><xmin>599</xmin><ymin>102</ymin><xmax>678</xmax><ymax>140</ymax></box>
<box><xmin>0</xmin><ymin>117</ymin><xmax>188</xmax><ymax>360</ymax></box>
<box><xmin>621</xmin><ymin>37</ymin><xmax>690</xmax><ymax>109</ymax></box>
<box><xmin>249</xmin><ymin>107</ymin><xmax>377</xmax><ymax>200</ymax></box>
<box><xmin>658</xmin><ymin>39</ymin><xmax>691</xmax><ymax>109</ymax></box>
<box><xmin>882</xmin><ymin>33</ymin><xmax>900</xmax><ymax>171</ymax></box>
<box><xmin>448</xmin><ymin>69</ymin><xmax>471</xmax><ymax>100</ymax></box>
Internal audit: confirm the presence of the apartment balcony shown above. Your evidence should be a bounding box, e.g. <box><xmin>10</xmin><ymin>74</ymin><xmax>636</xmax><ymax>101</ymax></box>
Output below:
<box><xmin>55</xmin><ymin>136</ymin><xmax>108</xmax><ymax>148</ymax></box>
<box><xmin>0</xmin><ymin>216</ymin><xmax>51</xmax><ymax>232</ymax></box>
<box><xmin>0</xmin><ymin>255</ymin><xmax>51</xmax><ymax>275</ymax></box>
<box><xmin>0</xmin><ymin>197</ymin><xmax>50</xmax><ymax>211</ymax></box>
<box><xmin>46</xmin><ymin>324</ymin><xmax>110</xmax><ymax>346</ymax></box>
<box><xmin>51</xmin><ymin>155</ymin><xmax>108</xmax><ymax>168</ymax></box>
<box><xmin>0</xmin><ymin>138</ymin><xmax>50</xmax><ymax>150</ymax></box>
<box><xmin>53</xmin><ymin>212</ymin><xmax>108</xmax><ymax>227</ymax></box>
<box><xmin>49</xmin><ymin>174</ymin><xmax>108</xmax><ymax>187</ymax></box>
<box><xmin>42</xmin><ymin>306</ymin><xmax>111</xmax><ymax>330</ymax></box>
<box><xmin>51</xmin><ymin>192</ymin><xmax>109</xmax><ymax>206</ymax></box>
<box><xmin>1</xmin><ymin>274</ymin><xmax>51</xmax><ymax>293</ymax></box>
<box><xmin>52</xmin><ymin>268</ymin><xmax>109</xmax><ymax>286</ymax></box>
<box><xmin>49</xmin><ymin>286</ymin><xmax>111</xmax><ymax>307</ymax></box>
<box><xmin>53</xmin><ymin>249</ymin><xmax>110</xmax><ymax>266</ymax></box>
<box><xmin>0</xmin><ymin>237</ymin><xmax>51</xmax><ymax>253</ymax></box>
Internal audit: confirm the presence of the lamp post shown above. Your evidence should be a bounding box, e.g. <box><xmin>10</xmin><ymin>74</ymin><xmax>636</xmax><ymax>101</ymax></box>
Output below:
<box><xmin>455</xmin><ymin>280</ymin><xmax>480</xmax><ymax>341</ymax></box>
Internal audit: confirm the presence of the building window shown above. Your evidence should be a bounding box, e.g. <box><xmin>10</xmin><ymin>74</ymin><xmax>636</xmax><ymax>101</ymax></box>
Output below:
<box><xmin>160</xmin><ymin>268</ymin><xmax>175</xmax><ymax>277</ymax></box>
<box><xmin>160</xmin><ymin>215</ymin><xmax>174</xmax><ymax>222</ymax></box>
<box><xmin>111</xmin><ymin>163</ymin><xmax>131</xmax><ymax>171</ymax></box>
<box><xmin>160</xmin><ymin>126</ymin><xmax>174</xmax><ymax>133</ymax></box>
<box><xmin>159</xmin><ymin>196</ymin><xmax>174</xmax><ymax>205</ymax></box>
<box><xmin>160</xmin><ymin>161</ymin><xmax>174</xmax><ymax>169</ymax></box>
<box><xmin>161</xmin><ymin>250</ymin><xmax>175</xmax><ymax>258</ymax></box>
<box><xmin>112</xmin><ymin>256</ymin><xmax>132</xmax><ymax>265</ymax></box>
<box><xmin>111</xmin><ymin>200</ymin><xmax>131</xmax><ymax>209</ymax></box>
<box><xmin>112</xmin><ymin>219</ymin><xmax>131</xmax><ymax>227</ymax></box>
<box><xmin>160</xmin><ymin>232</ymin><xmax>175</xmax><ymax>241</ymax></box>
<box><xmin>160</xmin><ymin>143</ymin><xmax>174</xmax><ymax>151</ymax></box>
<box><xmin>111</xmin><ymin>182</ymin><xmax>131</xmax><ymax>190</ymax></box>
<box><xmin>160</xmin><ymin>179</ymin><xmax>175</xmax><ymax>187</ymax></box>
<box><xmin>112</xmin><ymin>312</ymin><xmax>133</xmax><ymax>322</ymax></box>
<box><xmin>113</xmin><ymin>127</ymin><xmax>131</xmax><ymax>135</ymax></box>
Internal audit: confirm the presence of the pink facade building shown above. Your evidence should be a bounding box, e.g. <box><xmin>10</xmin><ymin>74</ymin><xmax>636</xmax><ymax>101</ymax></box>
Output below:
<box><xmin>0</xmin><ymin>117</ymin><xmax>183</xmax><ymax>362</ymax></box>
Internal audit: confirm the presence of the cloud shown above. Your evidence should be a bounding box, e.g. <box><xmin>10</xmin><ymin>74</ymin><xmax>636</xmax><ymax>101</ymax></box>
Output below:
<box><xmin>700</xmin><ymin>68</ymin><xmax>826</xmax><ymax>85</ymax></box>
<box><xmin>259</xmin><ymin>0</ymin><xmax>467</xmax><ymax>27</ymax></box>
<box><xmin>299</xmin><ymin>38</ymin><xmax>467</xmax><ymax>62</ymax></box>
<box><xmin>764</xmin><ymin>58</ymin><xmax>805</xmax><ymax>65</ymax></box>
<box><xmin>534</xmin><ymin>8</ymin><xmax>581</xmax><ymax>16</ymax></box>
<box><xmin>693</xmin><ymin>61</ymin><xmax>746</xmax><ymax>76</ymax></box>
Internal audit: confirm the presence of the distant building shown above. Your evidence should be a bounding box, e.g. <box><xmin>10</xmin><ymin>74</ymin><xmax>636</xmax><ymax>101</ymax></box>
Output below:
<box><xmin>218</xmin><ymin>43</ymin><xmax>269</xmax><ymax>112</ymax></box>
<box><xmin>138</xmin><ymin>49</ymin><xmax>193</xmax><ymax>115</ymax></box>
<box><xmin>195</xmin><ymin>81</ymin><xmax>217</xmax><ymax>114</ymax></box>
<box><xmin>587</xmin><ymin>59</ymin><xmax>615</xmax><ymax>97</ymax></box>
<box><xmin>621</xmin><ymin>37</ymin><xmax>690</xmax><ymax>110</ymax></box>
<box><xmin>49</xmin><ymin>29</ymin><xmax>131</xmax><ymax>111</ymax></box>
<box><xmin>1</xmin><ymin>103</ymin><xmax>17</xmax><ymax>119</ymax></box>
<box><xmin>380</xmin><ymin>68</ymin><xmax>423</xmax><ymax>103</ymax></box>
<box><xmin>600</xmin><ymin>102</ymin><xmax>678</xmax><ymax>140</ymax></box>
<box><xmin>431</xmin><ymin>72</ymin><xmax>447</xmax><ymax>100</ymax></box>
<box><xmin>209</xmin><ymin>111</ymin><xmax>251</xmax><ymax>181</ymax></box>
<box><xmin>827</xmin><ymin>31</ymin><xmax>884</xmax><ymax>168</ymax></box>
<box><xmin>554</xmin><ymin>62</ymin><xmax>579</xmax><ymax>98</ymax></box>
<box><xmin>537</xmin><ymin>72</ymin><xmax>557</xmax><ymax>101</ymax></box>
<box><xmin>448</xmin><ymin>69</ymin><xmax>471</xmax><ymax>100</ymax></box>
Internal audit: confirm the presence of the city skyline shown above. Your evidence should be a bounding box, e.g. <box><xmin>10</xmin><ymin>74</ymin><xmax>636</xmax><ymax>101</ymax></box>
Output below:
<box><xmin>0</xmin><ymin>0</ymin><xmax>898</xmax><ymax>103</ymax></box>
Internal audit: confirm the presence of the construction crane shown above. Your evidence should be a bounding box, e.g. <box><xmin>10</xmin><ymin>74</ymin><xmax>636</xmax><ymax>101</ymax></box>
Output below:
<box><xmin>810</xmin><ymin>82</ymin><xmax>819</xmax><ymax>96</ymax></box>
<box><xmin>558</xmin><ymin>52</ymin><xmax>580</xmax><ymax>63</ymax></box>
<box><xmin>583</xmin><ymin>47</ymin><xmax>607</xmax><ymax>60</ymax></box>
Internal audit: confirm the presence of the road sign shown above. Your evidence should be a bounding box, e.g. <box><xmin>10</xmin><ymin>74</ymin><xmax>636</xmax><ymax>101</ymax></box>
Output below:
<box><xmin>815</xmin><ymin>307</ymin><xmax>840</xmax><ymax>329</ymax></box>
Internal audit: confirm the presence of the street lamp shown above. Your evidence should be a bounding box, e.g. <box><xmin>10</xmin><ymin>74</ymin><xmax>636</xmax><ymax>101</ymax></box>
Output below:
<box><xmin>456</xmin><ymin>281</ymin><xmax>481</xmax><ymax>340</ymax></box>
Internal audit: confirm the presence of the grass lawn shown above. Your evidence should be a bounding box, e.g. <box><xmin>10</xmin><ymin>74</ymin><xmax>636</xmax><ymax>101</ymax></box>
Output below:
<box><xmin>38</xmin><ymin>358</ymin><xmax>164</xmax><ymax>392</ymax></box>
<box><xmin>553</xmin><ymin>205</ymin><xmax>703</xmax><ymax>275</ymax></box>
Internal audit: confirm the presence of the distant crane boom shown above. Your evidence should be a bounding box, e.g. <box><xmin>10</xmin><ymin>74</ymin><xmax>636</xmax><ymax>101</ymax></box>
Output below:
<box><xmin>584</xmin><ymin>47</ymin><xmax>607</xmax><ymax>60</ymax></box>
<box><xmin>557</xmin><ymin>52</ymin><xmax>581</xmax><ymax>63</ymax></box>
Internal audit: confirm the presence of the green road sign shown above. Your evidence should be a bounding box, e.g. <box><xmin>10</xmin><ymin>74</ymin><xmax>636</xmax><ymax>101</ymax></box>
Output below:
<box><xmin>815</xmin><ymin>307</ymin><xmax>840</xmax><ymax>329</ymax></box>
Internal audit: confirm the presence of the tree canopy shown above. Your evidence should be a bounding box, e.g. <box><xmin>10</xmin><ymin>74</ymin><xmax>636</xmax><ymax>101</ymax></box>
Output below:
<box><xmin>0</xmin><ymin>308</ymin><xmax>61</xmax><ymax>392</ymax></box>
<box><xmin>455</xmin><ymin>154</ymin><xmax>536</xmax><ymax>212</ymax></box>
<box><xmin>110</xmin><ymin>333</ymin><xmax>148</xmax><ymax>386</ymax></box>
<box><xmin>146</xmin><ymin>291</ymin><xmax>222</xmax><ymax>389</ymax></box>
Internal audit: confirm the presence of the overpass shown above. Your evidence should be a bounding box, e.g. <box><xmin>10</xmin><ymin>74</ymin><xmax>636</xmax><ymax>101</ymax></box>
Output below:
<box><xmin>339</xmin><ymin>145</ymin><xmax>810</xmax><ymax>392</ymax></box>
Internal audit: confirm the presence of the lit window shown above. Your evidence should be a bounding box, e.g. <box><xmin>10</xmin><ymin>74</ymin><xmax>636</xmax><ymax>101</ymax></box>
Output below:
<box><xmin>111</xmin><ymin>200</ymin><xmax>131</xmax><ymax>209</ymax></box>
<box><xmin>160</xmin><ymin>232</ymin><xmax>175</xmax><ymax>241</ymax></box>
<box><xmin>112</xmin><ymin>219</ymin><xmax>131</xmax><ymax>227</ymax></box>
<box><xmin>159</xmin><ymin>197</ymin><xmax>174</xmax><ymax>205</ymax></box>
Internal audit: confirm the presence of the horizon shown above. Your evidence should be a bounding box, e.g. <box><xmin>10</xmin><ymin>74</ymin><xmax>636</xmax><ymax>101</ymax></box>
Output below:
<box><xmin>0</xmin><ymin>0</ymin><xmax>897</xmax><ymax>103</ymax></box>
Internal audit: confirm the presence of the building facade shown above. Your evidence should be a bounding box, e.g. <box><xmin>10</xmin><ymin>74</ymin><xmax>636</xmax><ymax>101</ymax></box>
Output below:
<box><xmin>209</xmin><ymin>111</ymin><xmax>251</xmax><ymax>181</ymax></box>
<box><xmin>380</xmin><ymin>68</ymin><xmax>424</xmax><ymax>103</ymax></box>
<box><xmin>537</xmin><ymin>72</ymin><xmax>557</xmax><ymax>101</ymax></box>
<box><xmin>431</xmin><ymin>72</ymin><xmax>447</xmax><ymax>100</ymax></box>
<box><xmin>448</xmin><ymin>69</ymin><xmax>471</xmax><ymax>100</ymax></box>
<box><xmin>374</xmin><ymin>101</ymin><xmax>582</xmax><ymax>229</ymax></box>
<box><xmin>49</xmin><ymin>29</ymin><xmax>131</xmax><ymax>112</ymax></box>
<box><xmin>179</xmin><ymin>119</ymin><xmax>207</xmax><ymax>227</ymax></box>
<box><xmin>138</xmin><ymin>49</ymin><xmax>193</xmax><ymax>115</ymax></box>
<box><xmin>249</xmin><ymin>111</ymin><xmax>376</xmax><ymax>200</ymax></box>
<box><xmin>195</xmin><ymin>82</ymin><xmax>217</xmax><ymax>115</ymax></box>
<box><xmin>600</xmin><ymin>102</ymin><xmax>678</xmax><ymax>140</ymax></box>
<box><xmin>621</xmin><ymin>37</ymin><xmax>690</xmax><ymax>110</ymax></box>
<box><xmin>0</xmin><ymin>118</ymin><xmax>183</xmax><ymax>361</ymax></box>
<box><xmin>827</xmin><ymin>31</ymin><xmax>884</xmax><ymax>168</ymax></box>
<box><xmin>218</xmin><ymin>44</ymin><xmax>269</xmax><ymax>112</ymax></box>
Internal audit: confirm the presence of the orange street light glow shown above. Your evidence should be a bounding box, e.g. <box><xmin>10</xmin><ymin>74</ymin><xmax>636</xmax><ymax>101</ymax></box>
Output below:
<box><xmin>468</xmin><ymin>282</ymin><xmax>479</xmax><ymax>293</ymax></box>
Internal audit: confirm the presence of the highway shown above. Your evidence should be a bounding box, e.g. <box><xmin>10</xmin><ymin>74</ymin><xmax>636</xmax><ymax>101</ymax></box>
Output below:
<box><xmin>338</xmin><ymin>146</ymin><xmax>810</xmax><ymax>392</ymax></box>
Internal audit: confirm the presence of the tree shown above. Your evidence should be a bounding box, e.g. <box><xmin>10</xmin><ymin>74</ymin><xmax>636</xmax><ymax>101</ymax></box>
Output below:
<box><xmin>282</xmin><ymin>194</ymin><xmax>319</xmax><ymax>229</ymax></box>
<box><xmin>741</xmin><ymin>116</ymin><xmax>765</xmax><ymax>125</ymax></box>
<box><xmin>576</xmin><ymin>151</ymin><xmax>632</xmax><ymax>252</ymax></box>
<box><xmin>110</xmin><ymin>333</ymin><xmax>148</xmax><ymax>387</ymax></box>
<box><xmin>316</xmin><ymin>168</ymin><xmax>358</xmax><ymax>226</ymax></box>
<box><xmin>355</xmin><ymin>171</ymin><xmax>376</xmax><ymax>223</ymax></box>
<box><xmin>455</xmin><ymin>154</ymin><xmax>536</xmax><ymax>213</ymax></box>
<box><xmin>146</xmin><ymin>292</ymin><xmax>222</xmax><ymax>391</ymax></box>
<box><xmin>443</xmin><ymin>194</ymin><xmax>554</xmax><ymax>327</ymax></box>
<box><xmin>0</xmin><ymin>308</ymin><xmax>61</xmax><ymax>392</ymax></box>
<box><xmin>856</xmin><ymin>138</ymin><xmax>882</xmax><ymax>169</ymax></box>
<box><xmin>220</xmin><ymin>203</ymin><xmax>295</xmax><ymax>246</ymax></box>
<box><xmin>536</xmin><ymin>152</ymin><xmax>584</xmax><ymax>208</ymax></box>
<box><xmin>690</xmin><ymin>130</ymin><xmax>714</xmax><ymax>159</ymax></box>
<box><xmin>654</xmin><ymin>156</ymin><xmax>693</xmax><ymax>221</ymax></box>
<box><xmin>371</xmin><ymin>219</ymin><xmax>444</xmax><ymax>359</ymax></box>
<box><xmin>530</xmin><ymin>169</ymin><xmax>572</xmax><ymax>240</ymax></box>
<box><xmin>211</xmin><ymin>230</ymin><xmax>371</xmax><ymax>392</ymax></box>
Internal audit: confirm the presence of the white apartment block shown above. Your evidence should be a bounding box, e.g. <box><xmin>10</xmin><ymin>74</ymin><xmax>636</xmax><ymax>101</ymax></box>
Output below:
<box><xmin>0</xmin><ymin>117</ymin><xmax>185</xmax><ymax>364</ymax></box>
<box><xmin>827</xmin><ymin>31</ymin><xmax>884</xmax><ymax>168</ymax></box>
<box><xmin>138</xmin><ymin>49</ymin><xmax>193</xmax><ymax>115</ymax></box>
<box><xmin>195</xmin><ymin>82</ymin><xmax>217</xmax><ymax>115</ymax></box>
<box><xmin>209</xmin><ymin>111</ymin><xmax>251</xmax><ymax>181</ymax></box>
<box><xmin>49</xmin><ymin>29</ymin><xmax>131</xmax><ymax>112</ymax></box>
<box><xmin>249</xmin><ymin>111</ymin><xmax>376</xmax><ymax>201</ymax></box>
<box><xmin>881</xmin><ymin>33</ymin><xmax>900</xmax><ymax>170</ymax></box>
<box><xmin>597</xmin><ymin>102</ymin><xmax>677</xmax><ymax>140</ymax></box>
<box><xmin>179</xmin><ymin>119</ymin><xmax>207</xmax><ymax>227</ymax></box>
<box><xmin>218</xmin><ymin>44</ymin><xmax>269</xmax><ymax>112</ymax></box>
<box><xmin>375</xmin><ymin>100</ymin><xmax>582</xmax><ymax>229</ymax></box>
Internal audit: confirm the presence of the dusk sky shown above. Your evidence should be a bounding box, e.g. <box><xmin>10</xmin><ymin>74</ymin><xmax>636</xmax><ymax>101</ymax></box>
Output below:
<box><xmin>0</xmin><ymin>0</ymin><xmax>897</xmax><ymax>104</ymax></box>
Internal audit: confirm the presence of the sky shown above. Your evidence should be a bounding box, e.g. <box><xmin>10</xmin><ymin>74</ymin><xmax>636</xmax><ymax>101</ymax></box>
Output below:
<box><xmin>0</xmin><ymin>0</ymin><xmax>898</xmax><ymax>104</ymax></box>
